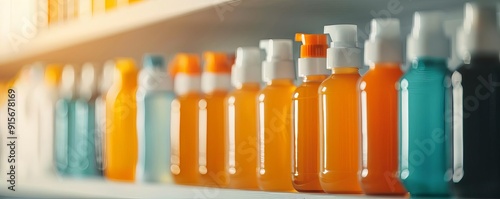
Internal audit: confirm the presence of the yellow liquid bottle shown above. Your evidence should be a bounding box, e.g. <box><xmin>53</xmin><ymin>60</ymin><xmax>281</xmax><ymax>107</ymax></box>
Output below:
<box><xmin>105</xmin><ymin>58</ymin><xmax>138</xmax><ymax>181</ymax></box>
<box><xmin>292</xmin><ymin>33</ymin><xmax>329</xmax><ymax>192</ymax></box>
<box><xmin>169</xmin><ymin>54</ymin><xmax>202</xmax><ymax>185</ymax></box>
<box><xmin>319</xmin><ymin>25</ymin><xmax>362</xmax><ymax>193</ymax></box>
<box><xmin>198</xmin><ymin>52</ymin><xmax>231</xmax><ymax>187</ymax></box>
<box><xmin>226</xmin><ymin>47</ymin><xmax>261</xmax><ymax>190</ymax></box>
<box><xmin>257</xmin><ymin>39</ymin><xmax>296</xmax><ymax>191</ymax></box>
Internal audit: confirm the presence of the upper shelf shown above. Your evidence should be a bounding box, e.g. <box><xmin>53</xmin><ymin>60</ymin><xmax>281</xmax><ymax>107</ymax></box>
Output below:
<box><xmin>0</xmin><ymin>0</ymin><xmax>473</xmax><ymax>79</ymax></box>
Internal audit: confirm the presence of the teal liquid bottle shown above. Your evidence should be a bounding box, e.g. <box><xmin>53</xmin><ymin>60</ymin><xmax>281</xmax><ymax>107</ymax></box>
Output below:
<box><xmin>55</xmin><ymin>65</ymin><xmax>77</xmax><ymax>176</ymax></box>
<box><xmin>136</xmin><ymin>55</ymin><xmax>176</xmax><ymax>183</ymax></box>
<box><xmin>398</xmin><ymin>12</ymin><xmax>450</xmax><ymax>197</ymax></box>
<box><xmin>69</xmin><ymin>64</ymin><xmax>100</xmax><ymax>177</ymax></box>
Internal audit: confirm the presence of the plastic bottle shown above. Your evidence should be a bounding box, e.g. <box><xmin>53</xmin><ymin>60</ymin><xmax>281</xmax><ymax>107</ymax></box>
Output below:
<box><xmin>292</xmin><ymin>33</ymin><xmax>328</xmax><ymax>192</ymax></box>
<box><xmin>55</xmin><ymin>65</ymin><xmax>77</xmax><ymax>176</ymax></box>
<box><xmin>226</xmin><ymin>47</ymin><xmax>261</xmax><ymax>190</ymax></box>
<box><xmin>257</xmin><ymin>39</ymin><xmax>296</xmax><ymax>192</ymax></box>
<box><xmin>169</xmin><ymin>54</ymin><xmax>202</xmax><ymax>185</ymax></box>
<box><xmin>358</xmin><ymin>19</ymin><xmax>406</xmax><ymax>195</ymax></box>
<box><xmin>105</xmin><ymin>58</ymin><xmax>139</xmax><ymax>181</ymax></box>
<box><xmin>67</xmin><ymin>63</ymin><xmax>100</xmax><ymax>177</ymax></box>
<box><xmin>448</xmin><ymin>3</ymin><xmax>500</xmax><ymax>198</ymax></box>
<box><xmin>136</xmin><ymin>55</ymin><xmax>175</xmax><ymax>183</ymax></box>
<box><xmin>198</xmin><ymin>52</ymin><xmax>231</xmax><ymax>187</ymax></box>
<box><xmin>38</xmin><ymin>64</ymin><xmax>63</xmax><ymax>178</ymax></box>
<box><xmin>95</xmin><ymin>61</ymin><xmax>115</xmax><ymax>176</ymax></box>
<box><xmin>319</xmin><ymin>25</ymin><xmax>362</xmax><ymax>194</ymax></box>
<box><xmin>398</xmin><ymin>12</ymin><xmax>450</xmax><ymax>197</ymax></box>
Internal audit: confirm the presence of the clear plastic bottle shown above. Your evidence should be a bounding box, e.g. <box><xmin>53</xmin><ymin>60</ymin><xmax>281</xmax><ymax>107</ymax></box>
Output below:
<box><xmin>95</xmin><ymin>61</ymin><xmax>115</xmax><ymax>176</ymax></box>
<box><xmin>359</xmin><ymin>19</ymin><xmax>406</xmax><ymax>195</ymax></box>
<box><xmin>257</xmin><ymin>39</ymin><xmax>296</xmax><ymax>192</ymax></box>
<box><xmin>399</xmin><ymin>12</ymin><xmax>450</xmax><ymax>197</ymax></box>
<box><xmin>136</xmin><ymin>55</ymin><xmax>175</xmax><ymax>183</ymax></box>
<box><xmin>105</xmin><ymin>58</ymin><xmax>139</xmax><ymax>181</ymax></box>
<box><xmin>169</xmin><ymin>54</ymin><xmax>202</xmax><ymax>185</ymax></box>
<box><xmin>292</xmin><ymin>33</ymin><xmax>328</xmax><ymax>192</ymax></box>
<box><xmin>198</xmin><ymin>52</ymin><xmax>231</xmax><ymax>187</ymax></box>
<box><xmin>226</xmin><ymin>47</ymin><xmax>261</xmax><ymax>190</ymax></box>
<box><xmin>319</xmin><ymin>25</ymin><xmax>362</xmax><ymax>194</ymax></box>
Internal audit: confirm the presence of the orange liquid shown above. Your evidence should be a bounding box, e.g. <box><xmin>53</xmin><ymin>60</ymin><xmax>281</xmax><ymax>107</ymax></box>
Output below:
<box><xmin>171</xmin><ymin>92</ymin><xmax>201</xmax><ymax>185</ymax></box>
<box><xmin>358</xmin><ymin>63</ymin><xmax>406</xmax><ymax>195</ymax></box>
<box><xmin>105</xmin><ymin>84</ymin><xmax>138</xmax><ymax>181</ymax></box>
<box><xmin>292</xmin><ymin>75</ymin><xmax>327</xmax><ymax>192</ymax></box>
<box><xmin>257</xmin><ymin>79</ymin><xmax>296</xmax><ymax>192</ymax></box>
<box><xmin>318</xmin><ymin>67</ymin><xmax>362</xmax><ymax>193</ymax></box>
<box><xmin>226</xmin><ymin>83</ymin><xmax>260</xmax><ymax>190</ymax></box>
<box><xmin>199</xmin><ymin>90</ymin><xmax>228</xmax><ymax>187</ymax></box>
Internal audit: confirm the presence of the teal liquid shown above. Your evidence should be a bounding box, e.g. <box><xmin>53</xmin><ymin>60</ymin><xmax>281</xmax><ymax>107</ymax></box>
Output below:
<box><xmin>398</xmin><ymin>58</ymin><xmax>450</xmax><ymax>196</ymax></box>
<box><xmin>136</xmin><ymin>91</ymin><xmax>176</xmax><ymax>182</ymax></box>
<box><xmin>55</xmin><ymin>98</ymin><xmax>75</xmax><ymax>176</ymax></box>
<box><xmin>67</xmin><ymin>99</ymin><xmax>99</xmax><ymax>177</ymax></box>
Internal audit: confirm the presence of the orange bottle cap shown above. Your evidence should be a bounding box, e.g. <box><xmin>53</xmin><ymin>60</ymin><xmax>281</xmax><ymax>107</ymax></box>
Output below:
<box><xmin>45</xmin><ymin>64</ymin><xmax>63</xmax><ymax>86</ymax></box>
<box><xmin>168</xmin><ymin>53</ymin><xmax>201</xmax><ymax>77</ymax></box>
<box><xmin>295</xmin><ymin>33</ymin><xmax>328</xmax><ymax>58</ymax></box>
<box><xmin>115</xmin><ymin>58</ymin><xmax>138</xmax><ymax>84</ymax></box>
<box><xmin>203</xmin><ymin>51</ymin><xmax>231</xmax><ymax>73</ymax></box>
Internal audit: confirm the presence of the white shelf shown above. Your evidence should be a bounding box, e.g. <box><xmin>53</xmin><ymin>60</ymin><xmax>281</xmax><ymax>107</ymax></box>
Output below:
<box><xmin>0</xmin><ymin>0</ymin><xmax>472</xmax><ymax>79</ymax></box>
<box><xmin>0</xmin><ymin>178</ymin><xmax>407</xmax><ymax>199</ymax></box>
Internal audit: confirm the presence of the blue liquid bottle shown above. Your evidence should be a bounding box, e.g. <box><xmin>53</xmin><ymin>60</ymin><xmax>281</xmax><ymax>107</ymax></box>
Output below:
<box><xmin>55</xmin><ymin>65</ymin><xmax>77</xmax><ymax>176</ymax></box>
<box><xmin>398</xmin><ymin>12</ymin><xmax>450</xmax><ymax>197</ymax></box>
<box><xmin>136</xmin><ymin>54</ymin><xmax>176</xmax><ymax>183</ymax></box>
<box><xmin>69</xmin><ymin>63</ymin><xmax>100</xmax><ymax>177</ymax></box>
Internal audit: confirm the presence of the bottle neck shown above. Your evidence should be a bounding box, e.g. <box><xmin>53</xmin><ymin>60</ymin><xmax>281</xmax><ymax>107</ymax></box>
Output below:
<box><xmin>369</xmin><ymin>62</ymin><xmax>400</xmax><ymax>69</ymax></box>
<box><xmin>266</xmin><ymin>78</ymin><xmax>294</xmax><ymax>86</ymax></box>
<box><xmin>236</xmin><ymin>82</ymin><xmax>260</xmax><ymax>90</ymax></box>
<box><xmin>410</xmin><ymin>57</ymin><xmax>447</xmax><ymax>70</ymax></box>
<box><xmin>467</xmin><ymin>53</ymin><xmax>499</xmax><ymax>64</ymax></box>
<box><xmin>303</xmin><ymin>75</ymin><xmax>328</xmax><ymax>82</ymax></box>
<box><xmin>331</xmin><ymin>67</ymin><xmax>359</xmax><ymax>74</ymax></box>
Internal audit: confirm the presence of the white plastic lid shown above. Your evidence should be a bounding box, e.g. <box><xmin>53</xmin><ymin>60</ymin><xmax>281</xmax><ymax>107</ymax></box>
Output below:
<box><xmin>174</xmin><ymin>74</ymin><xmax>201</xmax><ymax>96</ymax></box>
<box><xmin>407</xmin><ymin>11</ymin><xmax>449</xmax><ymax>60</ymax></box>
<box><xmin>60</xmin><ymin>65</ymin><xmax>76</xmax><ymax>99</ymax></box>
<box><xmin>324</xmin><ymin>25</ymin><xmax>362</xmax><ymax>68</ymax></box>
<box><xmin>364</xmin><ymin>18</ymin><xmax>402</xmax><ymax>65</ymax></box>
<box><xmin>139</xmin><ymin>54</ymin><xmax>173</xmax><ymax>91</ymax></box>
<box><xmin>259</xmin><ymin>39</ymin><xmax>295</xmax><ymax>82</ymax></box>
<box><xmin>232</xmin><ymin>47</ymin><xmax>261</xmax><ymax>87</ymax></box>
<box><xmin>99</xmin><ymin>60</ymin><xmax>115</xmax><ymax>94</ymax></box>
<box><xmin>79</xmin><ymin>63</ymin><xmax>98</xmax><ymax>100</ymax></box>
<box><xmin>460</xmin><ymin>2</ymin><xmax>500</xmax><ymax>56</ymax></box>
<box><xmin>28</xmin><ymin>63</ymin><xmax>45</xmax><ymax>83</ymax></box>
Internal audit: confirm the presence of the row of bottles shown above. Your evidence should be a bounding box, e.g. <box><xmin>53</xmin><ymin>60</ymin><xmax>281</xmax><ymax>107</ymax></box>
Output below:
<box><xmin>0</xmin><ymin>2</ymin><xmax>499</xmax><ymax>198</ymax></box>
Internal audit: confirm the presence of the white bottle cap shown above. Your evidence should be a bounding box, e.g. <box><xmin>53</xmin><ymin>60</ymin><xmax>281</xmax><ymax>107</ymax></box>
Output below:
<box><xmin>364</xmin><ymin>18</ymin><xmax>402</xmax><ymax>65</ymax></box>
<box><xmin>460</xmin><ymin>2</ymin><xmax>500</xmax><ymax>56</ymax></box>
<box><xmin>79</xmin><ymin>63</ymin><xmax>98</xmax><ymax>100</ymax></box>
<box><xmin>407</xmin><ymin>12</ymin><xmax>449</xmax><ymax>61</ymax></box>
<box><xmin>99</xmin><ymin>60</ymin><xmax>115</xmax><ymax>95</ymax></box>
<box><xmin>324</xmin><ymin>25</ymin><xmax>362</xmax><ymax>68</ymax></box>
<box><xmin>295</xmin><ymin>33</ymin><xmax>329</xmax><ymax>77</ymax></box>
<box><xmin>139</xmin><ymin>54</ymin><xmax>173</xmax><ymax>91</ymax></box>
<box><xmin>60</xmin><ymin>65</ymin><xmax>76</xmax><ymax>99</ymax></box>
<box><xmin>259</xmin><ymin>39</ymin><xmax>295</xmax><ymax>82</ymax></box>
<box><xmin>231</xmin><ymin>47</ymin><xmax>261</xmax><ymax>87</ymax></box>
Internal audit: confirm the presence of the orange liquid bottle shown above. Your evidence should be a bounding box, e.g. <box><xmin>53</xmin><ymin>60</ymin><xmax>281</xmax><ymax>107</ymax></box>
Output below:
<box><xmin>257</xmin><ymin>39</ymin><xmax>296</xmax><ymax>191</ymax></box>
<box><xmin>169</xmin><ymin>54</ymin><xmax>202</xmax><ymax>185</ymax></box>
<box><xmin>359</xmin><ymin>19</ymin><xmax>406</xmax><ymax>195</ymax></box>
<box><xmin>105</xmin><ymin>58</ymin><xmax>139</xmax><ymax>181</ymax></box>
<box><xmin>226</xmin><ymin>47</ymin><xmax>261</xmax><ymax>190</ymax></box>
<box><xmin>319</xmin><ymin>25</ymin><xmax>362</xmax><ymax>193</ymax></box>
<box><xmin>198</xmin><ymin>52</ymin><xmax>231</xmax><ymax>187</ymax></box>
<box><xmin>292</xmin><ymin>33</ymin><xmax>328</xmax><ymax>192</ymax></box>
